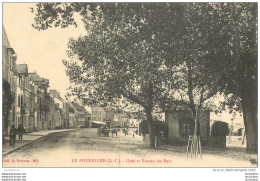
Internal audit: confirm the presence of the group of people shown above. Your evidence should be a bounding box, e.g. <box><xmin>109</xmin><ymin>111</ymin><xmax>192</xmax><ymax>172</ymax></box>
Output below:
<box><xmin>9</xmin><ymin>123</ymin><xmax>24</xmax><ymax>147</ymax></box>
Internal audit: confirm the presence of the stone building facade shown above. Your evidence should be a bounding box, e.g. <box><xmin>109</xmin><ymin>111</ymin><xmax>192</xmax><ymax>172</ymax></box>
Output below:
<box><xmin>3</xmin><ymin>26</ymin><xmax>17</xmax><ymax>131</ymax></box>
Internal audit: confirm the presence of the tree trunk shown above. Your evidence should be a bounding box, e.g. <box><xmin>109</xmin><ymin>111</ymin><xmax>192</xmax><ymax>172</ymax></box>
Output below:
<box><xmin>146</xmin><ymin>109</ymin><xmax>155</xmax><ymax>148</ymax></box>
<box><xmin>242</xmin><ymin>100</ymin><xmax>257</xmax><ymax>153</ymax></box>
<box><xmin>193</xmin><ymin>119</ymin><xmax>197</xmax><ymax>136</ymax></box>
<box><xmin>196</xmin><ymin>120</ymin><xmax>201</xmax><ymax>136</ymax></box>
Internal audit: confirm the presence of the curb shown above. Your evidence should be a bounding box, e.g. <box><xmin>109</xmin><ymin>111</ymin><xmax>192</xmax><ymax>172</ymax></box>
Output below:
<box><xmin>3</xmin><ymin>129</ymin><xmax>76</xmax><ymax>156</ymax></box>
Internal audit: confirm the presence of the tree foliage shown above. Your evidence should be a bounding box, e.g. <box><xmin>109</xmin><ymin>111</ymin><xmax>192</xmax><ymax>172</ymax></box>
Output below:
<box><xmin>31</xmin><ymin>2</ymin><xmax>257</xmax><ymax>151</ymax></box>
<box><xmin>202</xmin><ymin>3</ymin><xmax>257</xmax><ymax>152</ymax></box>
<box><xmin>60</xmin><ymin>3</ymin><xmax>178</xmax><ymax>147</ymax></box>
<box><xmin>211</xmin><ymin>121</ymin><xmax>229</xmax><ymax>137</ymax></box>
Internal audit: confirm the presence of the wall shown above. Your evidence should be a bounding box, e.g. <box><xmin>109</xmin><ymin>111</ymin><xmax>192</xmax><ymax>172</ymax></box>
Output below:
<box><xmin>2</xmin><ymin>26</ymin><xmax>10</xmax><ymax>81</ymax></box>
<box><xmin>166</xmin><ymin>111</ymin><xmax>180</xmax><ymax>138</ymax></box>
<box><xmin>166</xmin><ymin>110</ymin><xmax>210</xmax><ymax>142</ymax></box>
<box><xmin>199</xmin><ymin>111</ymin><xmax>210</xmax><ymax>137</ymax></box>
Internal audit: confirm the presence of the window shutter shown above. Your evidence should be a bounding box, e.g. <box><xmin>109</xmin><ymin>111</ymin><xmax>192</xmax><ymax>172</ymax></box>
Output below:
<box><xmin>21</xmin><ymin>95</ymin><xmax>23</xmax><ymax>106</ymax></box>
<box><xmin>18</xmin><ymin>95</ymin><xmax>21</xmax><ymax>107</ymax></box>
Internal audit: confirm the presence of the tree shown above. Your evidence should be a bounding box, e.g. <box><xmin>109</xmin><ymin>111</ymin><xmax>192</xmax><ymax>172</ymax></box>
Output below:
<box><xmin>31</xmin><ymin>3</ymin><xmax>257</xmax><ymax>151</ymax></box>
<box><xmin>164</xmin><ymin>3</ymin><xmax>257</xmax><ymax>153</ymax></box>
<box><xmin>202</xmin><ymin>3</ymin><xmax>258</xmax><ymax>152</ymax></box>
<box><xmin>32</xmin><ymin>3</ymin><xmax>179</xmax><ymax>147</ymax></box>
<box><xmin>65</xmin><ymin>8</ymin><xmax>177</xmax><ymax>147</ymax></box>
<box><xmin>161</xmin><ymin>3</ymin><xmax>222</xmax><ymax>158</ymax></box>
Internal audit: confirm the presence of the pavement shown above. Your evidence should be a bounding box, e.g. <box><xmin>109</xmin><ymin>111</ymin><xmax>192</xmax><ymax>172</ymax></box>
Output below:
<box><xmin>2</xmin><ymin>129</ymin><xmax>77</xmax><ymax>156</ymax></box>
<box><xmin>2</xmin><ymin>128</ymin><xmax>257</xmax><ymax>167</ymax></box>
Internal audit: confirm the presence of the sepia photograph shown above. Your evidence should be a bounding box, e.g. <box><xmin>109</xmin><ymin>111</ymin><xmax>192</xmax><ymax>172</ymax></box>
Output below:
<box><xmin>2</xmin><ymin>1</ymin><xmax>258</xmax><ymax>170</ymax></box>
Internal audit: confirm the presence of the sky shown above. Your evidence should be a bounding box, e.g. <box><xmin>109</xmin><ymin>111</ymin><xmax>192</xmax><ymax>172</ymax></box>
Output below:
<box><xmin>2</xmin><ymin>3</ymin><xmax>244</xmax><ymax>125</ymax></box>
<box><xmin>3</xmin><ymin>3</ymin><xmax>86</xmax><ymax>98</ymax></box>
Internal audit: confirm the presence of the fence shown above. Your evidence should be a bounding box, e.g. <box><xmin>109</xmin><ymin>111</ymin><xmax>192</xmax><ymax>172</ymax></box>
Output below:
<box><xmin>168</xmin><ymin>136</ymin><xmax>226</xmax><ymax>148</ymax></box>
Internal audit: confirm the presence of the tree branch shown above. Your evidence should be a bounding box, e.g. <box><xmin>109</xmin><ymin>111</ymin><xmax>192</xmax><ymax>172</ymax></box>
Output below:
<box><xmin>120</xmin><ymin>91</ymin><xmax>146</xmax><ymax>109</ymax></box>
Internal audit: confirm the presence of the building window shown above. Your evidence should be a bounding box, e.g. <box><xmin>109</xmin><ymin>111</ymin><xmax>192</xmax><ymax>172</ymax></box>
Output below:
<box><xmin>18</xmin><ymin>77</ymin><xmax>21</xmax><ymax>87</ymax></box>
<box><xmin>179</xmin><ymin>119</ymin><xmax>194</xmax><ymax>136</ymax></box>
<box><xmin>10</xmin><ymin>78</ymin><xmax>13</xmax><ymax>91</ymax></box>
<box><xmin>9</xmin><ymin>56</ymin><xmax>12</xmax><ymax>70</ymax></box>
<box><xmin>18</xmin><ymin>95</ymin><xmax>21</xmax><ymax>107</ymax></box>
<box><xmin>183</xmin><ymin>123</ymin><xmax>191</xmax><ymax>135</ymax></box>
<box><xmin>21</xmin><ymin>95</ymin><xmax>23</xmax><ymax>107</ymax></box>
<box><xmin>12</xmin><ymin>78</ymin><xmax>15</xmax><ymax>92</ymax></box>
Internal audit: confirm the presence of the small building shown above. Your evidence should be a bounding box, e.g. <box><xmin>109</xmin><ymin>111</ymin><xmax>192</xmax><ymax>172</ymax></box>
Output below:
<box><xmin>231</xmin><ymin>122</ymin><xmax>245</xmax><ymax>136</ymax></box>
<box><xmin>165</xmin><ymin>108</ymin><xmax>210</xmax><ymax>145</ymax></box>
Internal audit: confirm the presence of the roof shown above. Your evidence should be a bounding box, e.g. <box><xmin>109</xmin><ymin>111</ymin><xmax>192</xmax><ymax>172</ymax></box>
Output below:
<box><xmin>71</xmin><ymin>102</ymin><xmax>80</xmax><ymax>108</ymax></box>
<box><xmin>163</xmin><ymin>101</ymin><xmax>211</xmax><ymax>112</ymax></box>
<box><xmin>49</xmin><ymin>89</ymin><xmax>59</xmax><ymax>96</ymax></box>
<box><xmin>16</xmin><ymin>64</ymin><xmax>28</xmax><ymax>74</ymax></box>
<box><xmin>3</xmin><ymin>26</ymin><xmax>10</xmax><ymax>48</ymax></box>
<box><xmin>71</xmin><ymin>102</ymin><xmax>88</xmax><ymax>113</ymax></box>
<box><xmin>42</xmin><ymin>79</ymin><xmax>49</xmax><ymax>85</ymax></box>
<box><xmin>7</xmin><ymin>48</ymin><xmax>16</xmax><ymax>55</ymax></box>
<box><xmin>29</xmin><ymin>72</ymin><xmax>44</xmax><ymax>82</ymax></box>
<box><xmin>81</xmin><ymin>106</ymin><xmax>87</xmax><ymax>113</ymax></box>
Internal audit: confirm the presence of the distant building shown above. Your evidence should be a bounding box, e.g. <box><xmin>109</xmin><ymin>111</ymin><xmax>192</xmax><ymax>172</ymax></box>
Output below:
<box><xmin>128</xmin><ymin>117</ymin><xmax>139</xmax><ymax>128</ymax></box>
<box><xmin>113</xmin><ymin>109</ymin><xmax>129</xmax><ymax>128</ymax></box>
<box><xmin>29</xmin><ymin>72</ymin><xmax>49</xmax><ymax>130</ymax></box>
<box><xmin>91</xmin><ymin>106</ymin><xmax>106</xmax><ymax>122</ymax></box>
<box><xmin>85</xmin><ymin>111</ymin><xmax>91</xmax><ymax>128</ymax></box>
<box><xmin>49</xmin><ymin>89</ymin><xmax>67</xmax><ymax>128</ymax></box>
<box><xmin>68</xmin><ymin>102</ymin><xmax>77</xmax><ymax>128</ymax></box>
<box><xmin>104</xmin><ymin>107</ymin><xmax>114</xmax><ymax>122</ymax></box>
<box><xmin>127</xmin><ymin>112</ymin><xmax>143</xmax><ymax>128</ymax></box>
<box><xmin>72</xmin><ymin>102</ymin><xmax>90</xmax><ymax>128</ymax></box>
<box><xmin>16</xmin><ymin>64</ymin><xmax>29</xmax><ymax>128</ymax></box>
<box><xmin>53</xmin><ymin>103</ymin><xmax>62</xmax><ymax>128</ymax></box>
<box><xmin>103</xmin><ymin>107</ymin><xmax>114</xmax><ymax>127</ymax></box>
<box><xmin>46</xmin><ymin>93</ymin><xmax>55</xmax><ymax>129</ymax></box>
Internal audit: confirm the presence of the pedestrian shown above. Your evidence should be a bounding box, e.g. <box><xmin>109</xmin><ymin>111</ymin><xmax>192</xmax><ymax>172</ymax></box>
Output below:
<box><xmin>10</xmin><ymin>125</ymin><xmax>17</xmax><ymax>147</ymax></box>
<box><xmin>18</xmin><ymin>124</ymin><xmax>24</xmax><ymax>142</ymax></box>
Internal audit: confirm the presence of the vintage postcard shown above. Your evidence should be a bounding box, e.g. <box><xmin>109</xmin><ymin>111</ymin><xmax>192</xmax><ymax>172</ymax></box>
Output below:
<box><xmin>2</xmin><ymin>2</ymin><xmax>258</xmax><ymax>171</ymax></box>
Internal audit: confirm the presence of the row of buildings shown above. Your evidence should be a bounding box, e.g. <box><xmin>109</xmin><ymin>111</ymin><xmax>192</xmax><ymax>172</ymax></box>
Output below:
<box><xmin>3</xmin><ymin>26</ymin><xmax>139</xmax><ymax>135</ymax></box>
<box><xmin>3</xmin><ymin>26</ymin><xmax>91</xmax><ymax>134</ymax></box>
<box><xmin>91</xmin><ymin>106</ymin><xmax>140</xmax><ymax>128</ymax></box>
